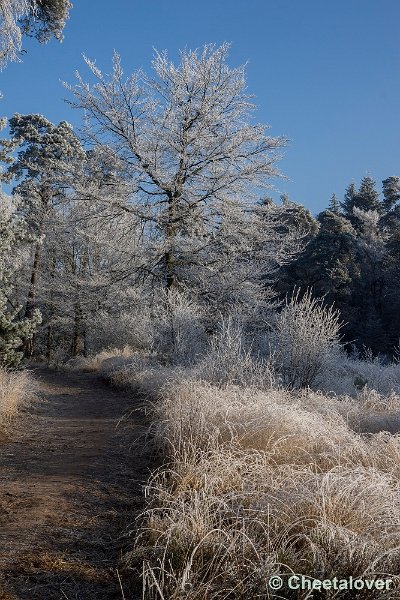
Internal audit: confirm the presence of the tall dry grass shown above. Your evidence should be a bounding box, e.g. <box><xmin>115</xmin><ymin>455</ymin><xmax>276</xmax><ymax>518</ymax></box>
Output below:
<box><xmin>0</xmin><ymin>367</ymin><xmax>34</xmax><ymax>431</ymax></box>
<box><xmin>123</xmin><ymin>374</ymin><xmax>400</xmax><ymax>599</ymax></box>
<box><xmin>68</xmin><ymin>334</ymin><xmax>400</xmax><ymax>597</ymax></box>
<box><xmin>63</xmin><ymin>345</ymin><xmax>135</xmax><ymax>373</ymax></box>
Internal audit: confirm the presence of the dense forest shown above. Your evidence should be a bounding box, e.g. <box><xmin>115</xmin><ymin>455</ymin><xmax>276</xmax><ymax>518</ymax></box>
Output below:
<box><xmin>0</xmin><ymin>5</ymin><xmax>398</xmax><ymax>368</ymax></box>
<box><xmin>277</xmin><ymin>176</ymin><xmax>400</xmax><ymax>355</ymax></box>
<box><xmin>0</xmin><ymin>106</ymin><xmax>399</xmax><ymax>367</ymax></box>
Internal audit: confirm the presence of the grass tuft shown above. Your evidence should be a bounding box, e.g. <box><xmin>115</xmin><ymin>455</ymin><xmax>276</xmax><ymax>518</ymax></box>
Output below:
<box><xmin>0</xmin><ymin>368</ymin><xmax>35</xmax><ymax>432</ymax></box>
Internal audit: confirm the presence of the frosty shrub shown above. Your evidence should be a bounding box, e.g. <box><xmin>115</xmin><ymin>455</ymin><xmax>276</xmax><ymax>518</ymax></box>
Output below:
<box><xmin>194</xmin><ymin>317</ymin><xmax>275</xmax><ymax>389</ymax></box>
<box><xmin>315</xmin><ymin>349</ymin><xmax>400</xmax><ymax>397</ymax></box>
<box><xmin>154</xmin><ymin>288</ymin><xmax>207</xmax><ymax>366</ymax></box>
<box><xmin>89</xmin><ymin>309</ymin><xmax>155</xmax><ymax>354</ymax></box>
<box><xmin>273</xmin><ymin>288</ymin><xmax>342</xmax><ymax>389</ymax></box>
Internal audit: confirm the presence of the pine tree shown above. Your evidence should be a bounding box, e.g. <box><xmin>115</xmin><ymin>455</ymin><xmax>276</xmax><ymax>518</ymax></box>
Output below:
<box><xmin>328</xmin><ymin>193</ymin><xmax>341</xmax><ymax>215</ymax></box>
<box><xmin>0</xmin><ymin>193</ymin><xmax>41</xmax><ymax>367</ymax></box>
<box><xmin>0</xmin><ymin>113</ymin><xmax>84</xmax><ymax>356</ymax></box>
<box><xmin>382</xmin><ymin>211</ymin><xmax>400</xmax><ymax>352</ymax></box>
<box><xmin>19</xmin><ymin>0</ymin><xmax>71</xmax><ymax>43</ymax></box>
<box><xmin>350</xmin><ymin>206</ymin><xmax>388</xmax><ymax>352</ymax></box>
<box><xmin>357</xmin><ymin>176</ymin><xmax>382</xmax><ymax>213</ymax></box>
<box><xmin>341</xmin><ymin>182</ymin><xmax>357</xmax><ymax>219</ymax></box>
<box><xmin>308</xmin><ymin>210</ymin><xmax>360</xmax><ymax>303</ymax></box>
<box><xmin>342</xmin><ymin>177</ymin><xmax>382</xmax><ymax>229</ymax></box>
<box><xmin>382</xmin><ymin>176</ymin><xmax>400</xmax><ymax>212</ymax></box>
<box><xmin>0</xmin><ymin>0</ymin><xmax>71</xmax><ymax>68</ymax></box>
<box><xmin>275</xmin><ymin>209</ymin><xmax>361</xmax><ymax>348</ymax></box>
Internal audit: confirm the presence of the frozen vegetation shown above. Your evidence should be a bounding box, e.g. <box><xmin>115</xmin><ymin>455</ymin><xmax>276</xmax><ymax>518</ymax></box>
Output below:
<box><xmin>71</xmin><ymin>290</ymin><xmax>400</xmax><ymax>599</ymax></box>
<box><xmin>1</xmin><ymin>41</ymin><xmax>400</xmax><ymax>598</ymax></box>
<box><xmin>0</xmin><ymin>367</ymin><xmax>34</xmax><ymax>434</ymax></box>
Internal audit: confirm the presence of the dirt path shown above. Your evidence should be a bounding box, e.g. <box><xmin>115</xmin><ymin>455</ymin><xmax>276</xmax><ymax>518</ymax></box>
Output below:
<box><xmin>0</xmin><ymin>367</ymin><xmax>152</xmax><ymax>600</ymax></box>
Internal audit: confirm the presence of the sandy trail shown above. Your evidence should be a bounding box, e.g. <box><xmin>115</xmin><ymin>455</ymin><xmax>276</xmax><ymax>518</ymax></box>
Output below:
<box><xmin>0</xmin><ymin>367</ymin><xmax>151</xmax><ymax>600</ymax></box>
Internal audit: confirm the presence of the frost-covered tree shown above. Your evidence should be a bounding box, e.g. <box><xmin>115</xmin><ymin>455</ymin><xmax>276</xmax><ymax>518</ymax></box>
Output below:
<box><xmin>384</xmin><ymin>214</ymin><xmax>400</xmax><ymax>351</ymax></box>
<box><xmin>0</xmin><ymin>193</ymin><xmax>41</xmax><ymax>367</ymax></box>
<box><xmin>382</xmin><ymin>176</ymin><xmax>400</xmax><ymax>213</ymax></box>
<box><xmin>350</xmin><ymin>207</ymin><xmax>388</xmax><ymax>352</ymax></box>
<box><xmin>0</xmin><ymin>0</ymin><xmax>71</xmax><ymax>67</ymax></box>
<box><xmin>275</xmin><ymin>177</ymin><xmax>400</xmax><ymax>356</ymax></box>
<box><xmin>0</xmin><ymin>0</ymin><xmax>27</xmax><ymax>65</ymax></box>
<box><xmin>328</xmin><ymin>193</ymin><xmax>341</xmax><ymax>215</ymax></box>
<box><xmin>66</xmin><ymin>44</ymin><xmax>287</xmax><ymax>294</ymax></box>
<box><xmin>276</xmin><ymin>209</ymin><xmax>360</xmax><ymax>323</ymax></box>
<box><xmin>185</xmin><ymin>196</ymin><xmax>313</xmax><ymax>321</ymax></box>
<box><xmin>381</xmin><ymin>176</ymin><xmax>400</xmax><ymax>233</ymax></box>
<box><xmin>0</xmin><ymin>113</ymin><xmax>84</xmax><ymax>355</ymax></box>
<box><xmin>357</xmin><ymin>176</ymin><xmax>382</xmax><ymax>213</ymax></box>
<box><xmin>342</xmin><ymin>177</ymin><xmax>382</xmax><ymax>229</ymax></box>
<box><xmin>340</xmin><ymin>182</ymin><xmax>357</xmax><ymax>219</ymax></box>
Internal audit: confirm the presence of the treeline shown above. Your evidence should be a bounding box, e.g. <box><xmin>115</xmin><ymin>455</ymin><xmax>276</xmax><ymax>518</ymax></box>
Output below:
<box><xmin>276</xmin><ymin>176</ymin><xmax>400</xmax><ymax>355</ymax></box>
<box><xmin>0</xmin><ymin>45</ymin><xmax>399</xmax><ymax>367</ymax></box>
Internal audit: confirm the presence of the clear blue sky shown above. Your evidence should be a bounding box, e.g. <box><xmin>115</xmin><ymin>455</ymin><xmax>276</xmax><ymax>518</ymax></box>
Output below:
<box><xmin>1</xmin><ymin>0</ymin><xmax>399</xmax><ymax>214</ymax></box>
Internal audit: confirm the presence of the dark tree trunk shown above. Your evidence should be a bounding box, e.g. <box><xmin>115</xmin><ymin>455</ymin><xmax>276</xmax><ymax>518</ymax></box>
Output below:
<box><xmin>23</xmin><ymin>243</ymin><xmax>41</xmax><ymax>358</ymax></box>
<box><xmin>45</xmin><ymin>324</ymin><xmax>53</xmax><ymax>363</ymax></box>
<box><xmin>71</xmin><ymin>302</ymin><xmax>82</xmax><ymax>357</ymax></box>
<box><xmin>165</xmin><ymin>192</ymin><xmax>178</xmax><ymax>291</ymax></box>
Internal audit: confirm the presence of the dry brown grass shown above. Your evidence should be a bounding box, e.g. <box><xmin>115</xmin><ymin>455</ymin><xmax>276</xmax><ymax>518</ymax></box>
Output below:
<box><xmin>125</xmin><ymin>375</ymin><xmax>400</xmax><ymax>599</ymax></box>
<box><xmin>7</xmin><ymin>549</ymin><xmax>106</xmax><ymax>580</ymax></box>
<box><xmin>64</xmin><ymin>345</ymin><xmax>135</xmax><ymax>373</ymax></box>
<box><xmin>0</xmin><ymin>368</ymin><xmax>35</xmax><ymax>432</ymax></box>
<box><xmin>66</xmin><ymin>347</ymin><xmax>400</xmax><ymax>597</ymax></box>
<box><xmin>0</xmin><ymin>587</ymin><xmax>19</xmax><ymax>600</ymax></box>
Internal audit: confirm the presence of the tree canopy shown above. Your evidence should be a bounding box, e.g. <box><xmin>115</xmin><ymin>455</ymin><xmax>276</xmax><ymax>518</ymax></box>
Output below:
<box><xmin>0</xmin><ymin>0</ymin><xmax>71</xmax><ymax>67</ymax></box>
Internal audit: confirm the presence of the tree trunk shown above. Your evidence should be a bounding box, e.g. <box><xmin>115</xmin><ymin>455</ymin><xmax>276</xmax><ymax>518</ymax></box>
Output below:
<box><xmin>23</xmin><ymin>243</ymin><xmax>41</xmax><ymax>358</ymax></box>
<box><xmin>45</xmin><ymin>257</ymin><xmax>57</xmax><ymax>364</ymax></box>
<box><xmin>45</xmin><ymin>324</ymin><xmax>53</xmax><ymax>363</ymax></box>
<box><xmin>71</xmin><ymin>301</ymin><xmax>83</xmax><ymax>357</ymax></box>
<box><xmin>165</xmin><ymin>193</ymin><xmax>177</xmax><ymax>290</ymax></box>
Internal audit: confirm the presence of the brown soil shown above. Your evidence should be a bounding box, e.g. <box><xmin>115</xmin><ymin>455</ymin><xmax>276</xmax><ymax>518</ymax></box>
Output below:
<box><xmin>0</xmin><ymin>367</ymin><xmax>153</xmax><ymax>600</ymax></box>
